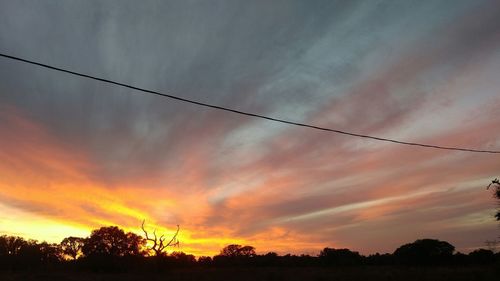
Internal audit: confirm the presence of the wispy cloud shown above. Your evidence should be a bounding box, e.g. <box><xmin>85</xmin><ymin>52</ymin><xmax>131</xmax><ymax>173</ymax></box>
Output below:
<box><xmin>0</xmin><ymin>0</ymin><xmax>499</xmax><ymax>255</ymax></box>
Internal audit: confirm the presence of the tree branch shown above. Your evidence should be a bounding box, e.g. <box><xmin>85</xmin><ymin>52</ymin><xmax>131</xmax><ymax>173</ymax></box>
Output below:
<box><xmin>141</xmin><ymin>220</ymin><xmax>180</xmax><ymax>256</ymax></box>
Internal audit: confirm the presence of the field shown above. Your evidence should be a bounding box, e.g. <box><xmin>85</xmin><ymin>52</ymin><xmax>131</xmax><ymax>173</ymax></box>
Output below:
<box><xmin>1</xmin><ymin>266</ymin><xmax>499</xmax><ymax>281</ymax></box>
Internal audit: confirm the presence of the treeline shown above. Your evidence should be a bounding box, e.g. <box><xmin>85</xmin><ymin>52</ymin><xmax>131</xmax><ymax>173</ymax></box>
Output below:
<box><xmin>1</xmin><ymin>226</ymin><xmax>499</xmax><ymax>271</ymax></box>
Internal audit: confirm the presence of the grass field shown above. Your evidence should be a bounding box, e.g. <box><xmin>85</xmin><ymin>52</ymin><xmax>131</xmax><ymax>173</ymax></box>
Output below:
<box><xmin>1</xmin><ymin>266</ymin><xmax>499</xmax><ymax>281</ymax></box>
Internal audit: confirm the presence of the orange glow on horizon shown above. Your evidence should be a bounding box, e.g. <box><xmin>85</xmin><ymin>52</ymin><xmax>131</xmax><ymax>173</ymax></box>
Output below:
<box><xmin>1</xmin><ymin>90</ymin><xmax>499</xmax><ymax>256</ymax></box>
<box><xmin>0</xmin><ymin>107</ymin><xmax>328</xmax><ymax>257</ymax></box>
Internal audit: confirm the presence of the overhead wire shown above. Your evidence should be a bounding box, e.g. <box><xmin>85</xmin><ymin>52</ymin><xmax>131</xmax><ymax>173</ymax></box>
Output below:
<box><xmin>0</xmin><ymin>52</ymin><xmax>499</xmax><ymax>154</ymax></box>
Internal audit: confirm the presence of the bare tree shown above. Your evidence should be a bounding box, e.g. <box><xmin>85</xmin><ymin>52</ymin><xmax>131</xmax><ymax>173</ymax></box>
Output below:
<box><xmin>141</xmin><ymin>220</ymin><xmax>179</xmax><ymax>257</ymax></box>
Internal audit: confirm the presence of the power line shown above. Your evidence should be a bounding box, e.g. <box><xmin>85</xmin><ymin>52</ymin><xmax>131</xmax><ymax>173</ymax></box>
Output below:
<box><xmin>1</xmin><ymin>52</ymin><xmax>499</xmax><ymax>154</ymax></box>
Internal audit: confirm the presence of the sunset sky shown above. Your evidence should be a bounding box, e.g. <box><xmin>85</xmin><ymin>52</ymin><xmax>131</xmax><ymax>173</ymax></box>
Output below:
<box><xmin>1</xmin><ymin>0</ymin><xmax>500</xmax><ymax>257</ymax></box>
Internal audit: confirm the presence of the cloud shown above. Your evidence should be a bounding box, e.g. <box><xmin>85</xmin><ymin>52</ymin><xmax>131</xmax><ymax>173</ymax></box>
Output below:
<box><xmin>0</xmin><ymin>0</ymin><xmax>499</xmax><ymax>255</ymax></box>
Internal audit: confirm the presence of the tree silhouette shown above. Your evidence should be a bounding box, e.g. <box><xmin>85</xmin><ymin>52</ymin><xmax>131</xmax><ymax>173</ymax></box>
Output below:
<box><xmin>0</xmin><ymin>236</ymin><xmax>62</xmax><ymax>268</ymax></box>
<box><xmin>394</xmin><ymin>239</ymin><xmax>455</xmax><ymax>265</ymax></box>
<box><xmin>141</xmin><ymin>220</ymin><xmax>179</xmax><ymax>257</ymax></box>
<box><xmin>468</xmin><ymin>249</ymin><xmax>496</xmax><ymax>264</ymax></box>
<box><xmin>219</xmin><ymin>244</ymin><xmax>256</xmax><ymax>257</ymax></box>
<box><xmin>197</xmin><ymin>256</ymin><xmax>212</xmax><ymax>266</ymax></box>
<box><xmin>29</xmin><ymin>240</ymin><xmax>62</xmax><ymax>265</ymax></box>
<box><xmin>1</xmin><ymin>230</ymin><xmax>500</xmax><ymax>271</ymax></box>
<box><xmin>82</xmin><ymin>226</ymin><xmax>145</xmax><ymax>257</ymax></box>
<box><xmin>170</xmin><ymin>251</ymin><xmax>196</xmax><ymax>265</ymax></box>
<box><xmin>36</xmin><ymin>242</ymin><xmax>62</xmax><ymax>264</ymax></box>
<box><xmin>213</xmin><ymin>244</ymin><xmax>256</xmax><ymax>266</ymax></box>
<box><xmin>0</xmin><ymin>235</ymin><xmax>27</xmax><ymax>256</ymax></box>
<box><xmin>319</xmin><ymin>247</ymin><xmax>363</xmax><ymax>265</ymax></box>
<box><xmin>60</xmin><ymin>237</ymin><xmax>85</xmax><ymax>260</ymax></box>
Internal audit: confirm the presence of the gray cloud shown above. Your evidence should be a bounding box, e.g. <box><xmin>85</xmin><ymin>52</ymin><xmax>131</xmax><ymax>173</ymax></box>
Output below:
<box><xmin>1</xmin><ymin>0</ymin><xmax>500</xmax><ymax>253</ymax></box>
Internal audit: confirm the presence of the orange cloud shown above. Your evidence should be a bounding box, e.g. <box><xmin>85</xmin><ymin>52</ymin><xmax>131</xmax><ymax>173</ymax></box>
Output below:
<box><xmin>1</xmin><ymin>2</ymin><xmax>500</xmax><ymax>256</ymax></box>
<box><xmin>0</xmin><ymin>105</ymin><xmax>329</xmax><ymax>256</ymax></box>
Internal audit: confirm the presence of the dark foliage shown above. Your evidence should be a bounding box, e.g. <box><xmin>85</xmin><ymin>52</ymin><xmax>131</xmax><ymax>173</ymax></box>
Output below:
<box><xmin>393</xmin><ymin>239</ymin><xmax>455</xmax><ymax>265</ymax></box>
<box><xmin>219</xmin><ymin>244</ymin><xmax>256</xmax><ymax>257</ymax></box>
<box><xmin>197</xmin><ymin>256</ymin><xmax>212</xmax><ymax>266</ymax></box>
<box><xmin>169</xmin><ymin>251</ymin><xmax>196</xmax><ymax>266</ymax></box>
<box><xmin>1</xmin><ymin>226</ymin><xmax>499</xmax><ymax>272</ymax></box>
<box><xmin>0</xmin><ymin>235</ymin><xmax>61</xmax><ymax>270</ymax></box>
<box><xmin>213</xmin><ymin>244</ymin><xmax>257</xmax><ymax>266</ymax></box>
<box><xmin>319</xmin><ymin>248</ymin><xmax>363</xmax><ymax>266</ymax></box>
<box><xmin>60</xmin><ymin>237</ymin><xmax>85</xmax><ymax>260</ymax></box>
<box><xmin>82</xmin><ymin>226</ymin><xmax>145</xmax><ymax>258</ymax></box>
<box><xmin>365</xmin><ymin>253</ymin><xmax>395</xmax><ymax>265</ymax></box>
<box><xmin>468</xmin><ymin>249</ymin><xmax>496</xmax><ymax>265</ymax></box>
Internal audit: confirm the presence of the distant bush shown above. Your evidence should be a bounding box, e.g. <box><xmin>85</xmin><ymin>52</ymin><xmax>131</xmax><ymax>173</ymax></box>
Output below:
<box><xmin>394</xmin><ymin>239</ymin><xmax>455</xmax><ymax>265</ymax></box>
<box><xmin>468</xmin><ymin>249</ymin><xmax>496</xmax><ymax>264</ymax></box>
<box><xmin>319</xmin><ymin>248</ymin><xmax>363</xmax><ymax>266</ymax></box>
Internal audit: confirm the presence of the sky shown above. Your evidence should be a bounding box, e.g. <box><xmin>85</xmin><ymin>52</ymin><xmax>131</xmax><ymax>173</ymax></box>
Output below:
<box><xmin>0</xmin><ymin>0</ymin><xmax>500</xmax><ymax>256</ymax></box>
